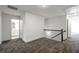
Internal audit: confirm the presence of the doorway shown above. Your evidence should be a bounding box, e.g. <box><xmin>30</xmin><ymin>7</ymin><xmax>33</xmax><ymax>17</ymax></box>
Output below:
<box><xmin>11</xmin><ymin>19</ymin><xmax>20</xmax><ymax>39</ymax></box>
<box><xmin>2</xmin><ymin>13</ymin><xmax>23</xmax><ymax>42</ymax></box>
<box><xmin>71</xmin><ymin>16</ymin><xmax>79</xmax><ymax>40</ymax></box>
<box><xmin>67</xmin><ymin>15</ymin><xmax>79</xmax><ymax>40</ymax></box>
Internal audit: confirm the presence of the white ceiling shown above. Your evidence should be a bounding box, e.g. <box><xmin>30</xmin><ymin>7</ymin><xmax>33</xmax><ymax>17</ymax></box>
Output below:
<box><xmin>0</xmin><ymin>5</ymin><xmax>75</xmax><ymax>18</ymax></box>
<box><xmin>13</xmin><ymin>5</ymin><xmax>74</xmax><ymax>18</ymax></box>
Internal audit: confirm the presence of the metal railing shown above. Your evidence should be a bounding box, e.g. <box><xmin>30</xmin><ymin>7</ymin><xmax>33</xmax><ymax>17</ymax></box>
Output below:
<box><xmin>44</xmin><ymin>29</ymin><xmax>66</xmax><ymax>42</ymax></box>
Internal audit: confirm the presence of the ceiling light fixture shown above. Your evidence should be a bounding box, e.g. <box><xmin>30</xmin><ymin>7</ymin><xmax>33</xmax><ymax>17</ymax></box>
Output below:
<box><xmin>42</xmin><ymin>5</ymin><xmax>47</xmax><ymax>8</ymax></box>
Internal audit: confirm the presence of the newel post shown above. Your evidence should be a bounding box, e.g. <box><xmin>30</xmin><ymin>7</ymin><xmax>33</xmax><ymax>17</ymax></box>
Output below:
<box><xmin>61</xmin><ymin>29</ymin><xmax>63</xmax><ymax>42</ymax></box>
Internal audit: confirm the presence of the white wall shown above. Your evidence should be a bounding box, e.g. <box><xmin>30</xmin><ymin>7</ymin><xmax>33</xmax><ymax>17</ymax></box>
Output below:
<box><xmin>0</xmin><ymin>11</ymin><xmax>2</xmax><ymax>44</ymax></box>
<box><xmin>2</xmin><ymin>13</ymin><xmax>11</xmax><ymax>41</ymax></box>
<box><xmin>19</xmin><ymin>19</ymin><xmax>23</xmax><ymax>38</ymax></box>
<box><xmin>67</xmin><ymin>19</ymin><xmax>71</xmax><ymax>37</ymax></box>
<box><xmin>23</xmin><ymin>12</ymin><xmax>45</xmax><ymax>42</ymax></box>
<box><xmin>19</xmin><ymin>14</ymin><xmax>24</xmax><ymax>39</ymax></box>
<box><xmin>45</xmin><ymin>15</ymin><xmax>67</xmax><ymax>41</ymax></box>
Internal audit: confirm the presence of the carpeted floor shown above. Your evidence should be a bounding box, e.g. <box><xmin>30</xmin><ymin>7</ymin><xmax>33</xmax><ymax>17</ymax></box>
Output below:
<box><xmin>0</xmin><ymin>38</ymin><xmax>72</xmax><ymax>53</ymax></box>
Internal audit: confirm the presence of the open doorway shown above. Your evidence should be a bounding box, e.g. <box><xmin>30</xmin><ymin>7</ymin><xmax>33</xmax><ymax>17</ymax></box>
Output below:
<box><xmin>67</xmin><ymin>15</ymin><xmax>79</xmax><ymax>40</ymax></box>
<box><xmin>67</xmin><ymin>6</ymin><xmax>79</xmax><ymax>40</ymax></box>
<box><xmin>2</xmin><ymin>13</ymin><xmax>22</xmax><ymax>41</ymax></box>
<box><xmin>71</xmin><ymin>16</ymin><xmax>79</xmax><ymax>40</ymax></box>
<box><xmin>11</xmin><ymin>19</ymin><xmax>20</xmax><ymax>39</ymax></box>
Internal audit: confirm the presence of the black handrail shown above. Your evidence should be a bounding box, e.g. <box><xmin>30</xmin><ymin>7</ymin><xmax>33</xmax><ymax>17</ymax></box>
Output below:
<box><xmin>44</xmin><ymin>29</ymin><xmax>66</xmax><ymax>42</ymax></box>
<box><xmin>52</xmin><ymin>30</ymin><xmax>66</xmax><ymax>38</ymax></box>
<box><xmin>44</xmin><ymin>29</ymin><xmax>61</xmax><ymax>31</ymax></box>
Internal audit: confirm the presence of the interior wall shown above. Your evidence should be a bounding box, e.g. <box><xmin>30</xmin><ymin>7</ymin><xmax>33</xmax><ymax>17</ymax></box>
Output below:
<box><xmin>45</xmin><ymin>15</ymin><xmax>67</xmax><ymax>41</ymax></box>
<box><xmin>2</xmin><ymin>13</ymin><xmax>11</xmax><ymax>41</ymax></box>
<box><xmin>19</xmin><ymin>14</ymin><xmax>24</xmax><ymax>39</ymax></box>
<box><xmin>2</xmin><ymin>13</ymin><xmax>20</xmax><ymax>41</ymax></box>
<box><xmin>19</xmin><ymin>19</ymin><xmax>23</xmax><ymax>39</ymax></box>
<box><xmin>0</xmin><ymin>11</ymin><xmax>2</xmax><ymax>44</ymax></box>
<box><xmin>67</xmin><ymin>19</ymin><xmax>71</xmax><ymax>37</ymax></box>
<box><xmin>23</xmin><ymin>12</ymin><xmax>45</xmax><ymax>42</ymax></box>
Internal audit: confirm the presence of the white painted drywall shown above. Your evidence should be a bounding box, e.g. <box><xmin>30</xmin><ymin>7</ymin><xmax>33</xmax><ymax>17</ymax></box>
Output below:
<box><xmin>2</xmin><ymin>13</ymin><xmax>11</xmax><ymax>41</ymax></box>
<box><xmin>19</xmin><ymin>20</ymin><xmax>23</xmax><ymax>39</ymax></box>
<box><xmin>67</xmin><ymin>19</ymin><xmax>71</xmax><ymax>37</ymax></box>
<box><xmin>23</xmin><ymin>12</ymin><xmax>45</xmax><ymax>42</ymax></box>
<box><xmin>19</xmin><ymin>13</ymin><xmax>24</xmax><ymax>39</ymax></box>
<box><xmin>0</xmin><ymin>11</ymin><xmax>2</xmax><ymax>44</ymax></box>
<box><xmin>45</xmin><ymin>15</ymin><xmax>67</xmax><ymax>41</ymax></box>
